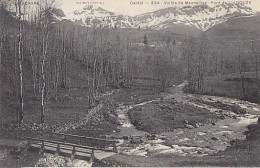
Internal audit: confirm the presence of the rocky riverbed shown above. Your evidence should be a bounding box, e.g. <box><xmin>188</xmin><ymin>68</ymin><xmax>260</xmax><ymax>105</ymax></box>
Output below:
<box><xmin>109</xmin><ymin>83</ymin><xmax>260</xmax><ymax>158</ymax></box>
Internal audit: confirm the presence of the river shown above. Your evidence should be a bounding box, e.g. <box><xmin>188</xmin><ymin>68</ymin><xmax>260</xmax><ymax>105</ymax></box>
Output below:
<box><xmin>110</xmin><ymin>82</ymin><xmax>260</xmax><ymax>157</ymax></box>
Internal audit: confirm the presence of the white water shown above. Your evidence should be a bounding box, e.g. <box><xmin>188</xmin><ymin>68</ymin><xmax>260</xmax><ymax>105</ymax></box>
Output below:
<box><xmin>112</xmin><ymin>83</ymin><xmax>260</xmax><ymax>157</ymax></box>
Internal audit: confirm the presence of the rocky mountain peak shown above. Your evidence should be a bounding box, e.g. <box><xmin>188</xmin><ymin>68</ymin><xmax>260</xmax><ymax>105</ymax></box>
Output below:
<box><xmin>61</xmin><ymin>3</ymin><xmax>256</xmax><ymax>31</ymax></box>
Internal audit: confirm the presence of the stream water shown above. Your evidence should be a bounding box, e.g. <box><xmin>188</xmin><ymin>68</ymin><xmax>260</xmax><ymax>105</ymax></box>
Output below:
<box><xmin>110</xmin><ymin>83</ymin><xmax>260</xmax><ymax>157</ymax></box>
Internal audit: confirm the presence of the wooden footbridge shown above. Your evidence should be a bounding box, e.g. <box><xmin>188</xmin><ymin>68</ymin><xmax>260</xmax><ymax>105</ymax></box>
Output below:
<box><xmin>25</xmin><ymin>133</ymin><xmax>119</xmax><ymax>163</ymax></box>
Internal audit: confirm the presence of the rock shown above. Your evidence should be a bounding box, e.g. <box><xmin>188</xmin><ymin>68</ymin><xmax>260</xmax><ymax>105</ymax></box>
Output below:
<box><xmin>239</xmin><ymin>109</ymin><xmax>246</xmax><ymax>114</ymax></box>
<box><xmin>197</xmin><ymin>151</ymin><xmax>203</xmax><ymax>154</ymax></box>
<box><xmin>18</xmin><ymin>140</ymin><xmax>29</xmax><ymax>151</ymax></box>
<box><xmin>185</xmin><ymin>124</ymin><xmax>194</xmax><ymax>129</ymax></box>
<box><xmin>183</xmin><ymin>120</ymin><xmax>189</xmax><ymax>124</ymax></box>
<box><xmin>159</xmin><ymin>105</ymin><xmax>165</xmax><ymax>109</ymax></box>
<box><xmin>150</xmin><ymin>134</ymin><xmax>157</xmax><ymax>140</ymax></box>
<box><xmin>257</xmin><ymin>117</ymin><xmax>260</xmax><ymax>124</ymax></box>
<box><xmin>194</xmin><ymin>123</ymin><xmax>200</xmax><ymax>128</ymax></box>
<box><xmin>211</xmin><ymin>123</ymin><xmax>216</xmax><ymax>125</ymax></box>
<box><xmin>122</xmin><ymin>136</ymin><xmax>129</xmax><ymax>140</ymax></box>
<box><xmin>233</xmin><ymin>116</ymin><xmax>237</xmax><ymax>119</ymax></box>
<box><xmin>219</xmin><ymin>115</ymin><xmax>226</xmax><ymax>120</ymax></box>
<box><xmin>211</xmin><ymin>137</ymin><xmax>219</xmax><ymax>141</ymax></box>
<box><xmin>107</xmin><ymin>114</ymin><xmax>122</xmax><ymax>125</ymax></box>
<box><xmin>130</xmin><ymin>137</ymin><xmax>142</xmax><ymax>144</ymax></box>
<box><xmin>198</xmin><ymin>123</ymin><xmax>204</xmax><ymax>126</ymax></box>
<box><xmin>100</xmin><ymin>135</ymin><xmax>107</xmax><ymax>139</ymax></box>
<box><xmin>138</xmin><ymin>107</ymin><xmax>143</xmax><ymax>111</ymax></box>
<box><xmin>158</xmin><ymin>135</ymin><xmax>167</xmax><ymax>140</ymax></box>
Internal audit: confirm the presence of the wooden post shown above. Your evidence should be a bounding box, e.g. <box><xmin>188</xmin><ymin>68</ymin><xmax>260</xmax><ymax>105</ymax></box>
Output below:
<box><xmin>39</xmin><ymin>140</ymin><xmax>45</xmax><ymax>154</ymax></box>
<box><xmin>79</xmin><ymin>137</ymin><xmax>82</xmax><ymax>145</ymax></box>
<box><xmin>55</xmin><ymin>144</ymin><xmax>60</xmax><ymax>155</ymax></box>
<box><xmin>89</xmin><ymin>149</ymin><xmax>95</xmax><ymax>163</ymax></box>
<box><xmin>113</xmin><ymin>142</ymin><xmax>118</xmax><ymax>153</ymax></box>
<box><xmin>25</xmin><ymin>139</ymin><xmax>31</xmax><ymax>151</ymax></box>
<box><xmin>71</xmin><ymin>146</ymin><xmax>76</xmax><ymax>160</ymax></box>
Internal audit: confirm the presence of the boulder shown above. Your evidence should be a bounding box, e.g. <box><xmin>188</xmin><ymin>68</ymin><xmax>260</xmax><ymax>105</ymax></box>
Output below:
<box><xmin>183</xmin><ymin>120</ymin><xmax>189</xmax><ymax>124</ymax></box>
<box><xmin>185</xmin><ymin>124</ymin><xmax>194</xmax><ymax>129</ymax></box>
<box><xmin>219</xmin><ymin>115</ymin><xmax>226</xmax><ymax>120</ymax></box>
<box><xmin>130</xmin><ymin>137</ymin><xmax>142</xmax><ymax>144</ymax></box>
<box><xmin>107</xmin><ymin>114</ymin><xmax>122</xmax><ymax>125</ymax></box>
<box><xmin>194</xmin><ymin>123</ymin><xmax>200</xmax><ymax>128</ymax></box>
<box><xmin>257</xmin><ymin>117</ymin><xmax>260</xmax><ymax>124</ymax></box>
<box><xmin>197</xmin><ymin>151</ymin><xmax>203</xmax><ymax>154</ymax></box>
<box><xmin>211</xmin><ymin>137</ymin><xmax>219</xmax><ymax>141</ymax></box>
<box><xmin>100</xmin><ymin>135</ymin><xmax>107</xmax><ymax>139</ymax></box>
<box><xmin>138</xmin><ymin>107</ymin><xmax>143</xmax><ymax>111</ymax></box>
<box><xmin>198</xmin><ymin>123</ymin><xmax>204</xmax><ymax>126</ymax></box>
<box><xmin>122</xmin><ymin>136</ymin><xmax>129</xmax><ymax>140</ymax></box>
<box><xmin>150</xmin><ymin>134</ymin><xmax>157</xmax><ymax>140</ymax></box>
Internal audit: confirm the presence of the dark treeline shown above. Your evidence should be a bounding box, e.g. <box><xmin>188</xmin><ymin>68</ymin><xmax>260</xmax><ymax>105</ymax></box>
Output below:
<box><xmin>0</xmin><ymin>0</ymin><xmax>180</xmax><ymax>126</ymax></box>
<box><xmin>182</xmin><ymin>35</ymin><xmax>260</xmax><ymax>101</ymax></box>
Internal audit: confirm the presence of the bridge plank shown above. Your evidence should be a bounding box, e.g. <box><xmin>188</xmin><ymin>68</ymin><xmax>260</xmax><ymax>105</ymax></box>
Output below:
<box><xmin>27</xmin><ymin>137</ymin><xmax>116</xmax><ymax>152</ymax></box>
<box><xmin>53</xmin><ymin>133</ymin><xmax>119</xmax><ymax>143</ymax></box>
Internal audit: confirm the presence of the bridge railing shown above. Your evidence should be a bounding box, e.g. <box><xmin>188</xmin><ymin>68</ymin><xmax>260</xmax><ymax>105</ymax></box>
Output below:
<box><xmin>51</xmin><ymin>132</ymin><xmax>119</xmax><ymax>152</ymax></box>
<box><xmin>26</xmin><ymin>137</ymin><xmax>99</xmax><ymax>162</ymax></box>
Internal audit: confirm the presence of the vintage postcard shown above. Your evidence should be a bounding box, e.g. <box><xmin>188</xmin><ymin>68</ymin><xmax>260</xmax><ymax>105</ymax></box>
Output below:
<box><xmin>0</xmin><ymin>0</ymin><xmax>260</xmax><ymax>167</ymax></box>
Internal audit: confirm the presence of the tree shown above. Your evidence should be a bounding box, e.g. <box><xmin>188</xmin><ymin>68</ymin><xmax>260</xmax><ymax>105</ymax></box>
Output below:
<box><xmin>144</xmin><ymin>34</ymin><xmax>148</xmax><ymax>48</ymax></box>
<box><xmin>39</xmin><ymin>0</ymin><xmax>57</xmax><ymax>124</ymax></box>
<box><xmin>16</xmin><ymin>0</ymin><xmax>24</xmax><ymax>127</ymax></box>
<box><xmin>237</xmin><ymin>43</ymin><xmax>246</xmax><ymax>99</ymax></box>
<box><xmin>251</xmin><ymin>40</ymin><xmax>260</xmax><ymax>98</ymax></box>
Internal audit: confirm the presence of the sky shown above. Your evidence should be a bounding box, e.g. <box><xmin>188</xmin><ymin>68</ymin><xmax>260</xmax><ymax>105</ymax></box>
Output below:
<box><xmin>57</xmin><ymin>0</ymin><xmax>260</xmax><ymax>16</ymax></box>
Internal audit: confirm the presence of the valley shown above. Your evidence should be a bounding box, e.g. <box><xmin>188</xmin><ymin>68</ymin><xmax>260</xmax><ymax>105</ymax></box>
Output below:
<box><xmin>0</xmin><ymin>78</ymin><xmax>260</xmax><ymax>167</ymax></box>
<box><xmin>0</xmin><ymin>1</ymin><xmax>260</xmax><ymax>167</ymax></box>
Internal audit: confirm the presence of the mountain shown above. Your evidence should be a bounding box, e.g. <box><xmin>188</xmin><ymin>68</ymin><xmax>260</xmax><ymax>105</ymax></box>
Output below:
<box><xmin>64</xmin><ymin>5</ymin><xmax>135</xmax><ymax>28</ymax></box>
<box><xmin>61</xmin><ymin>3</ymin><xmax>256</xmax><ymax>31</ymax></box>
<box><xmin>134</xmin><ymin>3</ymin><xmax>255</xmax><ymax>31</ymax></box>
<box><xmin>206</xmin><ymin>15</ymin><xmax>260</xmax><ymax>40</ymax></box>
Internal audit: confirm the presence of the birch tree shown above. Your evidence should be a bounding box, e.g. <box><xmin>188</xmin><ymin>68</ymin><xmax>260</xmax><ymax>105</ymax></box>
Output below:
<box><xmin>16</xmin><ymin>0</ymin><xmax>24</xmax><ymax>127</ymax></box>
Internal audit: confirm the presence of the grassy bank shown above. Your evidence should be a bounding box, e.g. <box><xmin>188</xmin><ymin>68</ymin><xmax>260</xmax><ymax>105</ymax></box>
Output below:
<box><xmin>128</xmin><ymin>99</ymin><xmax>219</xmax><ymax>133</ymax></box>
<box><xmin>0</xmin><ymin>78</ymin><xmax>163</xmax><ymax>167</ymax></box>
<box><xmin>184</xmin><ymin>72</ymin><xmax>260</xmax><ymax>104</ymax></box>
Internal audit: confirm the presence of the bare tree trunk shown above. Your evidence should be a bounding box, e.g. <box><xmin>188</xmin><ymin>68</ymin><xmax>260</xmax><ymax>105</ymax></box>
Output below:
<box><xmin>238</xmin><ymin>44</ymin><xmax>246</xmax><ymax>98</ymax></box>
<box><xmin>40</xmin><ymin>36</ymin><xmax>46</xmax><ymax>124</ymax></box>
<box><xmin>40</xmin><ymin>21</ymin><xmax>49</xmax><ymax>123</ymax></box>
<box><xmin>30</xmin><ymin>43</ymin><xmax>37</xmax><ymax>98</ymax></box>
<box><xmin>54</xmin><ymin>58</ymin><xmax>59</xmax><ymax>101</ymax></box>
<box><xmin>61</xmin><ymin>29</ymin><xmax>67</xmax><ymax>88</ymax></box>
<box><xmin>0</xmin><ymin>36</ymin><xmax>2</xmax><ymax>71</ymax></box>
<box><xmin>17</xmin><ymin>0</ymin><xmax>24</xmax><ymax>127</ymax></box>
<box><xmin>252</xmin><ymin>41</ymin><xmax>260</xmax><ymax>97</ymax></box>
<box><xmin>215</xmin><ymin>55</ymin><xmax>218</xmax><ymax>75</ymax></box>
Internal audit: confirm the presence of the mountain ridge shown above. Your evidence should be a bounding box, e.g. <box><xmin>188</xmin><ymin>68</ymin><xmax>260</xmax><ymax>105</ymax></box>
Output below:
<box><xmin>60</xmin><ymin>3</ymin><xmax>256</xmax><ymax>31</ymax></box>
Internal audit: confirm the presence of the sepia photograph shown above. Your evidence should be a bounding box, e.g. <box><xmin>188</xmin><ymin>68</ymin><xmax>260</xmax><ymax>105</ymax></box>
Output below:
<box><xmin>0</xmin><ymin>0</ymin><xmax>260</xmax><ymax>167</ymax></box>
